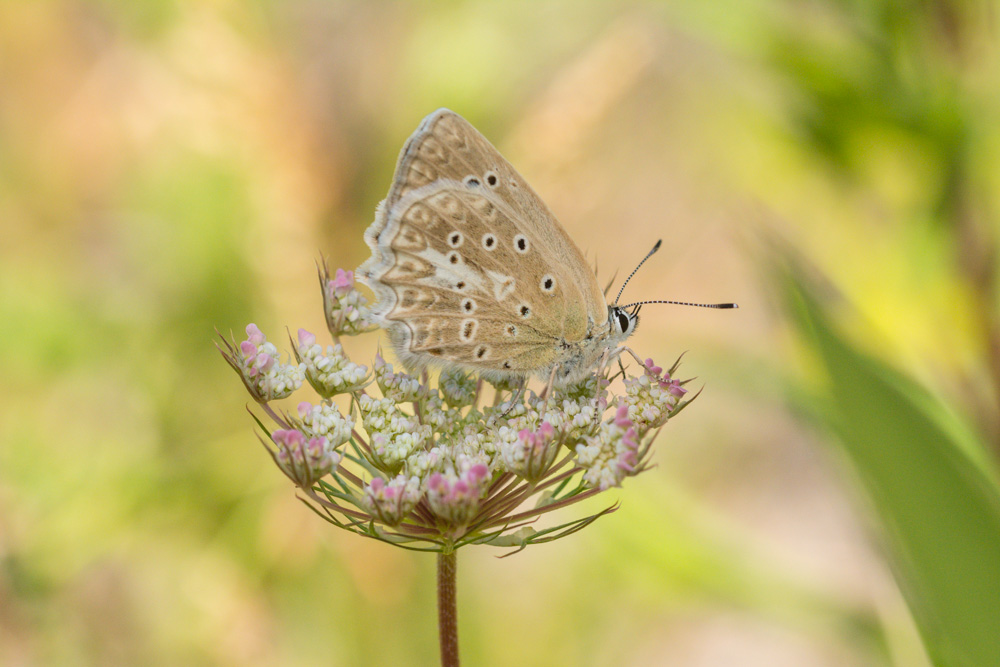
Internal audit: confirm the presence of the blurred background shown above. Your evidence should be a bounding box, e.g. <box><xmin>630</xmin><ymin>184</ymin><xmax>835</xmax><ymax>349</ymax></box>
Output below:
<box><xmin>3</xmin><ymin>1</ymin><xmax>999</xmax><ymax>665</ymax></box>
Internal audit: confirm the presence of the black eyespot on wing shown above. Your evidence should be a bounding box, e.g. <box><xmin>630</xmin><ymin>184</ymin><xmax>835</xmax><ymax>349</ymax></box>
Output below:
<box><xmin>456</xmin><ymin>281</ymin><xmax>465</xmax><ymax>290</ymax></box>
<box><xmin>486</xmin><ymin>173</ymin><xmax>497</xmax><ymax>186</ymax></box>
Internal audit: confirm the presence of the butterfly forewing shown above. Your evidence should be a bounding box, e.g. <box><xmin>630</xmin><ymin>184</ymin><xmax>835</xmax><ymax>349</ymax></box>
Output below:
<box><xmin>386</xmin><ymin>110</ymin><xmax>605</xmax><ymax>309</ymax></box>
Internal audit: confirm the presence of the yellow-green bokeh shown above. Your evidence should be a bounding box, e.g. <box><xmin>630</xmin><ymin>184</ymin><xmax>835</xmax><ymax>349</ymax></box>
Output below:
<box><xmin>3</xmin><ymin>1</ymin><xmax>999</xmax><ymax>665</ymax></box>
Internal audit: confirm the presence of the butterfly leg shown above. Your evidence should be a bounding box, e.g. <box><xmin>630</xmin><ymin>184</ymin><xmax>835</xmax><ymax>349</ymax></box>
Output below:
<box><xmin>498</xmin><ymin>377</ymin><xmax>527</xmax><ymax>418</ymax></box>
<box><xmin>621</xmin><ymin>346</ymin><xmax>647</xmax><ymax>368</ymax></box>
<box><xmin>539</xmin><ymin>363</ymin><xmax>560</xmax><ymax>401</ymax></box>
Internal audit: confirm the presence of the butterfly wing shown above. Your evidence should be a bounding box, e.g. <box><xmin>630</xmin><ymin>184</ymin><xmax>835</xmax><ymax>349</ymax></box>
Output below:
<box><xmin>358</xmin><ymin>182</ymin><xmax>567</xmax><ymax>376</ymax></box>
<box><xmin>359</xmin><ymin>109</ymin><xmax>608</xmax><ymax>378</ymax></box>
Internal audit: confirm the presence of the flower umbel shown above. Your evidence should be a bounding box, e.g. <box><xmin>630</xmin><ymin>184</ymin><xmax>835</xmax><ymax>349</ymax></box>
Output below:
<box><xmin>218</xmin><ymin>267</ymin><xmax>696</xmax><ymax>554</ymax></box>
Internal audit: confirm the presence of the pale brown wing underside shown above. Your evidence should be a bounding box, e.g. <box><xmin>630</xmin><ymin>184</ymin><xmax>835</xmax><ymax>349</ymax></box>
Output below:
<box><xmin>358</xmin><ymin>109</ymin><xmax>609</xmax><ymax>377</ymax></box>
<box><xmin>383</xmin><ymin>110</ymin><xmax>605</xmax><ymax>317</ymax></box>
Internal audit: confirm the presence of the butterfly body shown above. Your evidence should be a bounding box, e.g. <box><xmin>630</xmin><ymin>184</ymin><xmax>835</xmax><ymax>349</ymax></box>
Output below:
<box><xmin>358</xmin><ymin>109</ymin><xmax>638</xmax><ymax>385</ymax></box>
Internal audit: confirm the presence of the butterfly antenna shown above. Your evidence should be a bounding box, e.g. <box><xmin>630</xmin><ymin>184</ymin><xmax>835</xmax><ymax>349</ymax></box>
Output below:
<box><xmin>614</xmin><ymin>240</ymin><xmax>662</xmax><ymax>305</ymax></box>
<box><xmin>618</xmin><ymin>299</ymin><xmax>739</xmax><ymax>309</ymax></box>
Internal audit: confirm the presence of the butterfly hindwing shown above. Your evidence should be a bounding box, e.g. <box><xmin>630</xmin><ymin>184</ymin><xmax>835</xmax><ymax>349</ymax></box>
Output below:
<box><xmin>362</xmin><ymin>180</ymin><xmax>583</xmax><ymax>373</ymax></box>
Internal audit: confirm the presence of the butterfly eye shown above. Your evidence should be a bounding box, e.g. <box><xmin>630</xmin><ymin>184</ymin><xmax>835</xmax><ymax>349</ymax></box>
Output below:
<box><xmin>617</xmin><ymin>311</ymin><xmax>631</xmax><ymax>333</ymax></box>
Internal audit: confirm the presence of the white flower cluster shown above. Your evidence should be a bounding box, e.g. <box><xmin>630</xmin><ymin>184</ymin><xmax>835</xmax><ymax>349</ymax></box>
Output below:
<box><xmin>324</xmin><ymin>268</ymin><xmax>377</xmax><ymax>336</ymax></box>
<box><xmin>272</xmin><ymin>428</ymin><xmax>343</xmax><ymax>486</ymax></box>
<box><xmin>497</xmin><ymin>422</ymin><xmax>558</xmax><ymax>481</ymax></box>
<box><xmin>359</xmin><ymin>394</ymin><xmax>431</xmax><ymax>471</ymax></box>
<box><xmin>621</xmin><ymin>359</ymin><xmax>687</xmax><ymax>431</ymax></box>
<box><xmin>575</xmin><ymin>404</ymin><xmax>639</xmax><ymax>491</ymax></box>
<box><xmin>426</xmin><ymin>462</ymin><xmax>491</xmax><ymax>526</ymax></box>
<box><xmin>439</xmin><ymin>369</ymin><xmax>478</xmax><ymax>408</ymax></box>
<box><xmin>374</xmin><ymin>354</ymin><xmax>423</xmax><ymax>402</ymax></box>
<box><xmin>224</xmin><ymin>272</ymin><xmax>695</xmax><ymax>550</ymax></box>
<box><xmin>296</xmin><ymin>329</ymin><xmax>370</xmax><ymax>396</ymax></box>
<box><xmin>362</xmin><ymin>474</ymin><xmax>423</xmax><ymax>525</ymax></box>
<box><xmin>238</xmin><ymin>324</ymin><xmax>305</xmax><ymax>402</ymax></box>
<box><xmin>295</xmin><ymin>400</ymin><xmax>353</xmax><ymax>448</ymax></box>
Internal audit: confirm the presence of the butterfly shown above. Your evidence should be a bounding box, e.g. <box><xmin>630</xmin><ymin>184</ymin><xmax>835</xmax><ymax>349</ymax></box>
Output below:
<box><xmin>357</xmin><ymin>109</ymin><xmax>734</xmax><ymax>385</ymax></box>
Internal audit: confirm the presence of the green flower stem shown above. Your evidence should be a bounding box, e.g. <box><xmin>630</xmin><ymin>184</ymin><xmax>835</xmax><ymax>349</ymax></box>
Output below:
<box><xmin>437</xmin><ymin>551</ymin><xmax>459</xmax><ymax>667</ymax></box>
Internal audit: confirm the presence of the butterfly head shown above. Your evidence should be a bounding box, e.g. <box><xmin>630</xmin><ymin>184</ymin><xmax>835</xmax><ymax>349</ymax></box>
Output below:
<box><xmin>608</xmin><ymin>304</ymin><xmax>639</xmax><ymax>341</ymax></box>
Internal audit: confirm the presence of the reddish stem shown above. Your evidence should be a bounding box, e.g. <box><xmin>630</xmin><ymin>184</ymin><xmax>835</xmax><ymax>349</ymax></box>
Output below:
<box><xmin>438</xmin><ymin>551</ymin><xmax>459</xmax><ymax>667</ymax></box>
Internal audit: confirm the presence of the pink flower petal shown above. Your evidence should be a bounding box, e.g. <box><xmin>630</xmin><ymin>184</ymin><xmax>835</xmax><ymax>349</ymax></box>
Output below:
<box><xmin>297</xmin><ymin>328</ymin><xmax>316</xmax><ymax>347</ymax></box>
<box><xmin>332</xmin><ymin>268</ymin><xmax>354</xmax><ymax>290</ymax></box>
<box><xmin>246</xmin><ymin>323</ymin><xmax>265</xmax><ymax>345</ymax></box>
<box><xmin>614</xmin><ymin>404</ymin><xmax>632</xmax><ymax>428</ymax></box>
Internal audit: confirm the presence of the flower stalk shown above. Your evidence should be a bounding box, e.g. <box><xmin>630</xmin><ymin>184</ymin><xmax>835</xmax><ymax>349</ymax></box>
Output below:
<box><xmin>438</xmin><ymin>551</ymin><xmax>459</xmax><ymax>667</ymax></box>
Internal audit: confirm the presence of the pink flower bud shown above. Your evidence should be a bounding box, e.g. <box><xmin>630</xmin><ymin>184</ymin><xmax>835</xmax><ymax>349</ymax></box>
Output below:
<box><xmin>428</xmin><ymin>473</ymin><xmax>444</xmax><ymax>492</ymax></box>
<box><xmin>331</xmin><ymin>268</ymin><xmax>354</xmax><ymax>293</ymax></box>
<box><xmin>614</xmin><ymin>404</ymin><xmax>632</xmax><ymax>428</ymax></box>
<box><xmin>370</xmin><ymin>477</ymin><xmax>385</xmax><ymax>492</ymax></box>
<box><xmin>297</xmin><ymin>401</ymin><xmax>312</xmax><ymax>417</ymax></box>
<box><xmin>468</xmin><ymin>463</ymin><xmax>489</xmax><ymax>482</ymax></box>
<box><xmin>307</xmin><ymin>437</ymin><xmax>325</xmax><ymax>456</ymax></box>
<box><xmin>297</xmin><ymin>328</ymin><xmax>316</xmax><ymax>347</ymax></box>
<box><xmin>254</xmin><ymin>352</ymin><xmax>275</xmax><ymax>373</ymax></box>
<box><xmin>246</xmin><ymin>323</ymin><xmax>265</xmax><ymax>346</ymax></box>
<box><xmin>240</xmin><ymin>340</ymin><xmax>257</xmax><ymax>359</ymax></box>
